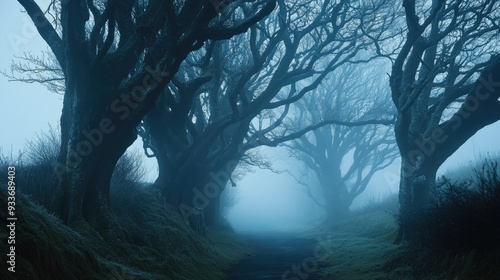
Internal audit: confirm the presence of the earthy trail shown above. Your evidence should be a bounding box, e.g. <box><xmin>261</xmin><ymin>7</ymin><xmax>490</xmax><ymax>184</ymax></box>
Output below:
<box><xmin>227</xmin><ymin>232</ymin><xmax>322</xmax><ymax>280</ymax></box>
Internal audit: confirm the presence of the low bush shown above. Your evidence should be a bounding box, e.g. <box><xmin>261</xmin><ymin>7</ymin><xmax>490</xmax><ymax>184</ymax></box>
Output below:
<box><xmin>402</xmin><ymin>159</ymin><xmax>500</xmax><ymax>254</ymax></box>
<box><xmin>0</xmin><ymin>128</ymin><xmax>147</xmax><ymax>209</ymax></box>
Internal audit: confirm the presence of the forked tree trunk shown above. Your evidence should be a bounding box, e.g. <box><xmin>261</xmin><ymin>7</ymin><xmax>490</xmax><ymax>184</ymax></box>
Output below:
<box><xmin>150</xmin><ymin>128</ymin><xmax>244</xmax><ymax>231</ymax></box>
<box><xmin>199</xmin><ymin>161</ymin><xmax>239</xmax><ymax>229</ymax></box>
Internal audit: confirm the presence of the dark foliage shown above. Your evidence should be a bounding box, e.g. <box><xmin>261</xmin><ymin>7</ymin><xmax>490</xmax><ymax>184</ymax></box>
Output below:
<box><xmin>402</xmin><ymin>159</ymin><xmax>500</xmax><ymax>253</ymax></box>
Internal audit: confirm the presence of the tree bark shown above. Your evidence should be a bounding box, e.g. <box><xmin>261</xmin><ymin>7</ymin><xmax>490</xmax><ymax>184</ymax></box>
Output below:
<box><xmin>154</xmin><ymin>152</ymin><xmax>182</xmax><ymax>206</ymax></box>
<box><xmin>55</xmin><ymin>86</ymin><xmax>137</xmax><ymax>230</ymax></box>
<box><xmin>398</xmin><ymin>155</ymin><xmax>438</xmax><ymax>215</ymax></box>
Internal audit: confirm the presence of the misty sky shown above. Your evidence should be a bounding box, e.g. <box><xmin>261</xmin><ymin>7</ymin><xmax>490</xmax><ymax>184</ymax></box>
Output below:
<box><xmin>1</xmin><ymin>1</ymin><xmax>500</xmax><ymax>231</ymax></box>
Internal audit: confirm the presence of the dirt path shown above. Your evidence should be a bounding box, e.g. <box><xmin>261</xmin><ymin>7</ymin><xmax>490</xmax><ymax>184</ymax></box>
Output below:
<box><xmin>227</xmin><ymin>232</ymin><xmax>322</xmax><ymax>280</ymax></box>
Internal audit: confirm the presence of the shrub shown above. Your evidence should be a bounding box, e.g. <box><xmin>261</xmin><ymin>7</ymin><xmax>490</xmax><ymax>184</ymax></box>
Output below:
<box><xmin>0</xmin><ymin>127</ymin><xmax>148</xmax><ymax>210</ymax></box>
<box><xmin>109</xmin><ymin>149</ymin><xmax>149</xmax><ymax>238</ymax></box>
<box><xmin>0</xmin><ymin>127</ymin><xmax>60</xmax><ymax>208</ymax></box>
<box><xmin>111</xmin><ymin>148</ymin><xmax>147</xmax><ymax>189</ymax></box>
<box><xmin>403</xmin><ymin>158</ymin><xmax>500</xmax><ymax>253</ymax></box>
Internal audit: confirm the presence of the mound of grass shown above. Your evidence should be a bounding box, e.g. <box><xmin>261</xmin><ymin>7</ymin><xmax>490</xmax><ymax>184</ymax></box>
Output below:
<box><xmin>0</xmin><ymin>188</ymin><xmax>107</xmax><ymax>280</ymax></box>
<box><xmin>392</xmin><ymin>159</ymin><xmax>500</xmax><ymax>279</ymax></box>
<box><xmin>317</xmin><ymin>208</ymin><xmax>405</xmax><ymax>280</ymax></box>
<box><xmin>0</xmin><ymin>132</ymin><xmax>249</xmax><ymax>279</ymax></box>
<box><xmin>0</xmin><ymin>183</ymin><xmax>248</xmax><ymax>280</ymax></box>
<box><xmin>109</xmin><ymin>182</ymin><xmax>249</xmax><ymax>280</ymax></box>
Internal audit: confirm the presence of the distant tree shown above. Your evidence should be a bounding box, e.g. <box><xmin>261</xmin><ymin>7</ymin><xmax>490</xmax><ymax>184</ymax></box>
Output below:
<box><xmin>139</xmin><ymin>0</ymin><xmax>398</xmax><ymax>228</ymax></box>
<box><xmin>280</xmin><ymin>63</ymin><xmax>398</xmax><ymax>224</ymax></box>
<box><xmin>390</xmin><ymin>0</ymin><xmax>500</xmax><ymax>228</ymax></box>
<box><xmin>15</xmin><ymin>0</ymin><xmax>275</xmax><ymax>231</ymax></box>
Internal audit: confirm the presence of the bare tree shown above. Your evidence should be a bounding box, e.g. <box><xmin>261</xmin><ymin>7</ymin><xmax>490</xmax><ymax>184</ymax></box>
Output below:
<box><xmin>15</xmin><ymin>0</ymin><xmax>275</xmax><ymax>231</ymax></box>
<box><xmin>139</xmin><ymin>0</ymin><xmax>399</xmax><ymax>228</ymax></box>
<box><xmin>390</xmin><ymin>0</ymin><xmax>500</xmax><ymax>229</ymax></box>
<box><xmin>280</xmin><ymin>62</ymin><xmax>398</xmax><ymax>224</ymax></box>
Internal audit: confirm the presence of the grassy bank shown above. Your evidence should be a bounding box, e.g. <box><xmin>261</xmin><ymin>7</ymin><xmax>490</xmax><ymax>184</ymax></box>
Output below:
<box><xmin>309</xmin><ymin>158</ymin><xmax>500</xmax><ymax>279</ymax></box>
<box><xmin>0</xmin><ymin>185</ymin><xmax>249</xmax><ymax>280</ymax></box>
<box><xmin>315</xmin><ymin>195</ymin><xmax>499</xmax><ymax>279</ymax></box>
<box><xmin>0</xmin><ymin>140</ymin><xmax>249</xmax><ymax>280</ymax></box>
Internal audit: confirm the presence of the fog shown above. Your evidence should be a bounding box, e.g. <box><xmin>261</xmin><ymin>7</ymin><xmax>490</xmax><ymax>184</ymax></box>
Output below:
<box><xmin>226</xmin><ymin>146</ymin><xmax>323</xmax><ymax>233</ymax></box>
<box><xmin>2</xmin><ymin>1</ymin><xmax>500</xmax><ymax>235</ymax></box>
<box><xmin>226</xmin><ymin>123</ymin><xmax>500</xmax><ymax>232</ymax></box>
<box><xmin>2</xmin><ymin>1</ymin><xmax>500</xmax><ymax>279</ymax></box>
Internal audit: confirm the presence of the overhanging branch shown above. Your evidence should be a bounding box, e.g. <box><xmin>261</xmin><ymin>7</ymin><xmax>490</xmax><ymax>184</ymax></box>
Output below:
<box><xmin>203</xmin><ymin>0</ymin><xmax>277</xmax><ymax>40</ymax></box>
<box><xmin>17</xmin><ymin>0</ymin><xmax>65</xmax><ymax>69</ymax></box>
<box><xmin>252</xmin><ymin>117</ymin><xmax>395</xmax><ymax>148</ymax></box>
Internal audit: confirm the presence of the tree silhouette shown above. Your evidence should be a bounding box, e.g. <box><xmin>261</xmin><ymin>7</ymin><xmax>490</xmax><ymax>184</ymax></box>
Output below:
<box><xmin>390</xmin><ymin>0</ymin><xmax>500</xmax><ymax>235</ymax></box>
<box><xmin>16</xmin><ymin>0</ymin><xmax>275</xmax><ymax>231</ymax></box>
<box><xmin>138</xmin><ymin>0</ymin><xmax>398</xmax><ymax>227</ymax></box>
<box><xmin>283</xmin><ymin>63</ymin><xmax>398</xmax><ymax>224</ymax></box>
